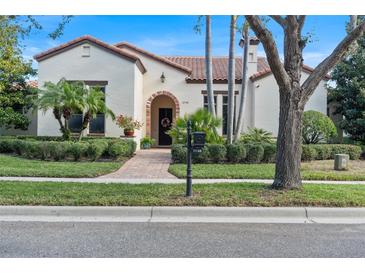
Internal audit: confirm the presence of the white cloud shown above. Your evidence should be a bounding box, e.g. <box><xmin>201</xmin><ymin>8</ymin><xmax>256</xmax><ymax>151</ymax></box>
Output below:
<box><xmin>303</xmin><ymin>51</ymin><xmax>330</xmax><ymax>67</ymax></box>
<box><xmin>46</xmin><ymin>39</ymin><xmax>60</xmax><ymax>48</ymax></box>
<box><xmin>134</xmin><ymin>33</ymin><xmax>204</xmax><ymax>55</ymax></box>
<box><xmin>256</xmin><ymin>49</ymin><xmax>330</xmax><ymax>68</ymax></box>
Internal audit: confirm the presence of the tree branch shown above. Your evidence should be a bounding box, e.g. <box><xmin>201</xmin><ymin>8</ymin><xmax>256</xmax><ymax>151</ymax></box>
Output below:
<box><xmin>350</xmin><ymin>16</ymin><xmax>358</xmax><ymax>31</ymax></box>
<box><xmin>270</xmin><ymin>15</ymin><xmax>287</xmax><ymax>28</ymax></box>
<box><xmin>246</xmin><ymin>15</ymin><xmax>291</xmax><ymax>90</ymax></box>
<box><xmin>301</xmin><ymin>21</ymin><xmax>365</xmax><ymax>103</ymax></box>
<box><xmin>298</xmin><ymin>16</ymin><xmax>306</xmax><ymax>33</ymax></box>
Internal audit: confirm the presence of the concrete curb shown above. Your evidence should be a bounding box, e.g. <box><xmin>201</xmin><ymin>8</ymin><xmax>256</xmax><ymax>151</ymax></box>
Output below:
<box><xmin>1</xmin><ymin>206</ymin><xmax>365</xmax><ymax>224</ymax></box>
<box><xmin>307</xmin><ymin>207</ymin><xmax>365</xmax><ymax>223</ymax></box>
<box><xmin>1</xmin><ymin>176</ymin><xmax>365</xmax><ymax>185</ymax></box>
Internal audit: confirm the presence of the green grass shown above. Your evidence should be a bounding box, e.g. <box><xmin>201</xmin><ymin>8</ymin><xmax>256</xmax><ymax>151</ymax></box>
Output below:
<box><xmin>0</xmin><ymin>154</ymin><xmax>123</xmax><ymax>178</ymax></box>
<box><xmin>0</xmin><ymin>181</ymin><xmax>365</xmax><ymax>207</ymax></box>
<box><xmin>168</xmin><ymin>160</ymin><xmax>365</xmax><ymax>181</ymax></box>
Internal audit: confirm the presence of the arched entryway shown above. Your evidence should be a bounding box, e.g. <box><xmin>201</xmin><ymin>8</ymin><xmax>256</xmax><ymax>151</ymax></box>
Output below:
<box><xmin>146</xmin><ymin>91</ymin><xmax>180</xmax><ymax>146</ymax></box>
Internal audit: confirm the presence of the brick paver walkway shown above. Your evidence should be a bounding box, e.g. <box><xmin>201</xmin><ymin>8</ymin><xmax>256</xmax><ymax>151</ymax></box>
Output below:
<box><xmin>99</xmin><ymin>149</ymin><xmax>177</xmax><ymax>179</ymax></box>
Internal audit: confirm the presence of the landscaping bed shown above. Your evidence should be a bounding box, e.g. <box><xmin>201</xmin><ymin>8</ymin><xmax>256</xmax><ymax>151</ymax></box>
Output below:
<box><xmin>168</xmin><ymin>160</ymin><xmax>365</xmax><ymax>181</ymax></box>
<box><xmin>0</xmin><ymin>154</ymin><xmax>123</xmax><ymax>177</ymax></box>
<box><xmin>171</xmin><ymin>143</ymin><xmax>363</xmax><ymax>164</ymax></box>
<box><xmin>0</xmin><ymin>136</ymin><xmax>136</xmax><ymax>162</ymax></box>
<box><xmin>0</xmin><ymin>181</ymin><xmax>365</xmax><ymax>206</ymax></box>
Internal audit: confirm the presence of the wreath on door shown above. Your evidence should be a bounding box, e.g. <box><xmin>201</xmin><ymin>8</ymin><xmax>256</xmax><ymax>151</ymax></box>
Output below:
<box><xmin>161</xmin><ymin>117</ymin><xmax>171</xmax><ymax>128</ymax></box>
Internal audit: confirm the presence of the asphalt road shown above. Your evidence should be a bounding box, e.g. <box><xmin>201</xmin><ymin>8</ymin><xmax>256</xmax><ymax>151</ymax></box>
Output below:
<box><xmin>1</xmin><ymin>222</ymin><xmax>365</xmax><ymax>257</ymax></box>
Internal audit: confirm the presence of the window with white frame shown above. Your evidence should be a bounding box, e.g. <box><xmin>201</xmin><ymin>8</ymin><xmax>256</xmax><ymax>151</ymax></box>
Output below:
<box><xmin>222</xmin><ymin>95</ymin><xmax>237</xmax><ymax>135</ymax></box>
<box><xmin>203</xmin><ymin>95</ymin><xmax>217</xmax><ymax>113</ymax></box>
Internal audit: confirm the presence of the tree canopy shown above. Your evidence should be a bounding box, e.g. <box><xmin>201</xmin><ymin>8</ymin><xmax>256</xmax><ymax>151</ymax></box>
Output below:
<box><xmin>0</xmin><ymin>16</ymin><xmax>36</xmax><ymax>130</ymax></box>
<box><xmin>329</xmin><ymin>33</ymin><xmax>365</xmax><ymax>144</ymax></box>
<box><xmin>0</xmin><ymin>16</ymin><xmax>72</xmax><ymax>131</ymax></box>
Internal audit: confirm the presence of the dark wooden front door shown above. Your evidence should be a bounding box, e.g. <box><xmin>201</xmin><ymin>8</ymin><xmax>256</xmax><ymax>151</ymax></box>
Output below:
<box><xmin>159</xmin><ymin>108</ymin><xmax>172</xmax><ymax>146</ymax></box>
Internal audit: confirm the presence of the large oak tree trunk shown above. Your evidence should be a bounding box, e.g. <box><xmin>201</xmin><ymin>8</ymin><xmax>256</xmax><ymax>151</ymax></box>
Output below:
<box><xmin>272</xmin><ymin>89</ymin><xmax>304</xmax><ymax>189</ymax></box>
<box><xmin>245</xmin><ymin>15</ymin><xmax>365</xmax><ymax>189</ymax></box>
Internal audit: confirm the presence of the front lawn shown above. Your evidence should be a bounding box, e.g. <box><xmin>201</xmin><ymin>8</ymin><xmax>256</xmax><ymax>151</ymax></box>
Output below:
<box><xmin>0</xmin><ymin>181</ymin><xmax>365</xmax><ymax>206</ymax></box>
<box><xmin>168</xmin><ymin>160</ymin><xmax>365</xmax><ymax>181</ymax></box>
<box><xmin>0</xmin><ymin>154</ymin><xmax>123</xmax><ymax>178</ymax></box>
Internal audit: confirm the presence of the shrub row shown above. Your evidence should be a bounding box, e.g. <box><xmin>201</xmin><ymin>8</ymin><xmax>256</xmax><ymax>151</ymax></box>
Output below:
<box><xmin>171</xmin><ymin>143</ymin><xmax>277</xmax><ymax>164</ymax></box>
<box><xmin>0</xmin><ymin>137</ymin><xmax>136</xmax><ymax>161</ymax></box>
<box><xmin>301</xmin><ymin>144</ymin><xmax>362</xmax><ymax>161</ymax></box>
<box><xmin>171</xmin><ymin>143</ymin><xmax>362</xmax><ymax>164</ymax></box>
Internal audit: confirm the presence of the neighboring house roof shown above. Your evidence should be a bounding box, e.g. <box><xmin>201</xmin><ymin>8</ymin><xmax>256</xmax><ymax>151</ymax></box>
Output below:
<box><xmin>164</xmin><ymin>56</ymin><xmax>269</xmax><ymax>83</ymax></box>
<box><xmin>34</xmin><ymin>35</ymin><xmax>147</xmax><ymax>74</ymax></box>
<box><xmin>115</xmin><ymin>42</ymin><xmax>192</xmax><ymax>74</ymax></box>
<box><xmin>27</xmin><ymin>80</ymin><xmax>38</xmax><ymax>88</ymax></box>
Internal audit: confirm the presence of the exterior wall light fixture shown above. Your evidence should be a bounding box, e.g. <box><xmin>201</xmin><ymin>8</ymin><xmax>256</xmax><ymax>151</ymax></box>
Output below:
<box><xmin>160</xmin><ymin>72</ymin><xmax>166</xmax><ymax>83</ymax></box>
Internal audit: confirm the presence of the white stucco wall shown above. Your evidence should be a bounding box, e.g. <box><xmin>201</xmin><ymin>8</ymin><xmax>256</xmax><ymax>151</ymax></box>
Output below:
<box><xmin>35</xmin><ymin>39</ymin><xmax>328</xmax><ymax>143</ymax></box>
<box><xmin>119</xmin><ymin>47</ymin><xmax>245</xmax><ymax>136</ymax></box>
<box><xmin>253</xmin><ymin>72</ymin><xmax>328</xmax><ymax>136</ymax></box>
<box><xmin>133</xmin><ymin>65</ymin><xmax>144</xmax><ymax>148</ymax></box>
<box><xmin>37</xmin><ymin>42</ymin><xmax>139</xmax><ymax>138</ymax></box>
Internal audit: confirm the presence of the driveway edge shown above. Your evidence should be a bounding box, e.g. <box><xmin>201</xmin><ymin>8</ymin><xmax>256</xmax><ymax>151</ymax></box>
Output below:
<box><xmin>0</xmin><ymin>206</ymin><xmax>365</xmax><ymax>224</ymax></box>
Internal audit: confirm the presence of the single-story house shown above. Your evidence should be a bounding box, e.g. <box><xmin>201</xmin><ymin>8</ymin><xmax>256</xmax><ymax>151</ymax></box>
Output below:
<box><xmin>1</xmin><ymin>35</ymin><xmax>329</xmax><ymax>148</ymax></box>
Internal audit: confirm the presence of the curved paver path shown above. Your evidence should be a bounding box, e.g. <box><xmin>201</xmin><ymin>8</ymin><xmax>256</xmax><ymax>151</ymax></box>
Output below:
<box><xmin>99</xmin><ymin>149</ymin><xmax>177</xmax><ymax>179</ymax></box>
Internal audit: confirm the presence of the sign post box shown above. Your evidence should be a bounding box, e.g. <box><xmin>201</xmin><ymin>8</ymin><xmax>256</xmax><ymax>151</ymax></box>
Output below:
<box><xmin>186</xmin><ymin>120</ymin><xmax>206</xmax><ymax>197</ymax></box>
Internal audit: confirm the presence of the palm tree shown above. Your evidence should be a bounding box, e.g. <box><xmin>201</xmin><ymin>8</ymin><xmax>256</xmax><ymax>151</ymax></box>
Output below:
<box><xmin>205</xmin><ymin>15</ymin><xmax>216</xmax><ymax>117</ymax></box>
<box><xmin>78</xmin><ymin>87</ymin><xmax>115</xmax><ymax>141</ymax></box>
<box><xmin>226</xmin><ymin>15</ymin><xmax>237</xmax><ymax>144</ymax></box>
<box><xmin>35</xmin><ymin>78</ymin><xmax>84</xmax><ymax>140</ymax></box>
<box><xmin>168</xmin><ymin>108</ymin><xmax>222</xmax><ymax>144</ymax></box>
<box><xmin>234</xmin><ymin>21</ymin><xmax>249</xmax><ymax>142</ymax></box>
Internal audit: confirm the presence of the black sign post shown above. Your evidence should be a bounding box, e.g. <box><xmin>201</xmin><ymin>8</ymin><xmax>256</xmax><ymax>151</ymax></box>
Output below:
<box><xmin>186</xmin><ymin>120</ymin><xmax>206</xmax><ymax>198</ymax></box>
<box><xmin>186</xmin><ymin>120</ymin><xmax>193</xmax><ymax>197</ymax></box>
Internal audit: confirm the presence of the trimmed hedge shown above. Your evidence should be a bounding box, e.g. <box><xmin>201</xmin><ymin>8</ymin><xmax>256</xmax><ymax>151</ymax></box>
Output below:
<box><xmin>226</xmin><ymin>143</ymin><xmax>246</xmax><ymax>163</ymax></box>
<box><xmin>208</xmin><ymin>144</ymin><xmax>227</xmax><ymax>163</ymax></box>
<box><xmin>0</xmin><ymin>137</ymin><xmax>136</xmax><ymax>162</ymax></box>
<box><xmin>327</xmin><ymin>144</ymin><xmax>362</xmax><ymax>160</ymax></box>
<box><xmin>171</xmin><ymin>143</ymin><xmax>363</xmax><ymax>163</ymax></box>
<box><xmin>246</xmin><ymin>144</ymin><xmax>265</xmax><ymax>163</ymax></box>
<box><xmin>171</xmin><ymin>144</ymin><xmax>187</xmax><ymax>163</ymax></box>
<box><xmin>301</xmin><ymin>145</ymin><xmax>318</xmax><ymax>161</ymax></box>
<box><xmin>262</xmin><ymin>143</ymin><xmax>276</xmax><ymax>163</ymax></box>
<box><xmin>87</xmin><ymin>140</ymin><xmax>109</xmax><ymax>161</ymax></box>
<box><xmin>193</xmin><ymin>147</ymin><xmax>210</xmax><ymax>163</ymax></box>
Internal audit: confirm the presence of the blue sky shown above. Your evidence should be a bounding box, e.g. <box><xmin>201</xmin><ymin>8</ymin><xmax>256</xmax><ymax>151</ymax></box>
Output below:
<box><xmin>22</xmin><ymin>15</ymin><xmax>349</xmax><ymax>69</ymax></box>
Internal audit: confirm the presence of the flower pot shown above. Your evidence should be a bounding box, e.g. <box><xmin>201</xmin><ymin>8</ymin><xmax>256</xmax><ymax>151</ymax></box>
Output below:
<box><xmin>142</xmin><ymin>143</ymin><xmax>151</xmax><ymax>149</ymax></box>
<box><xmin>124</xmin><ymin>129</ymin><xmax>134</xmax><ymax>137</ymax></box>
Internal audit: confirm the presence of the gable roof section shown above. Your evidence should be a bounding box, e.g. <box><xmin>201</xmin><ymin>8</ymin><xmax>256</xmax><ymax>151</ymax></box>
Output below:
<box><xmin>164</xmin><ymin>56</ymin><xmax>269</xmax><ymax>83</ymax></box>
<box><xmin>35</xmin><ymin>36</ymin><xmax>329</xmax><ymax>82</ymax></box>
<box><xmin>34</xmin><ymin>35</ymin><xmax>147</xmax><ymax>74</ymax></box>
<box><xmin>115</xmin><ymin>42</ymin><xmax>192</xmax><ymax>74</ymax></box>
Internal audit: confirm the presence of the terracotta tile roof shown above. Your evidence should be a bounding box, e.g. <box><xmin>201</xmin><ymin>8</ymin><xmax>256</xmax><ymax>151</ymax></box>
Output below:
<box><xmin>163</xmin><ymin>56</ymin><xmax>269</xmax><ymax>82</ymax></box>
<box><xmin>27</xmin><ymin>80</ymin><xmax>38</xmax><ymax>88</ymax></box>
<box><xmin>34</xmin><ymin>35</ymin><xmax>146</xmax><ymax>74</ymax></box>
<box><xmin>115</xmin><ymin>42</ymin><xmax>192</xmax><ymax>74</ymax></box>
<box><xmin>35</xmin><ymin>37</ymin><xmax>329</xmax><ymax>83</ymax></box>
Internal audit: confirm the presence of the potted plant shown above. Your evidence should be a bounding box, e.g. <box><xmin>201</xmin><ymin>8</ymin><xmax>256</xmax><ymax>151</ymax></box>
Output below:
<box><xmin>116</xmin><ymin>115</ymin><xmax>143</xmax><ymax>137</ymax></box>
<box><xmin>140</xmin><ymin>136</ymin><xmax>155</xmax><ymax>149</ymax></box>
